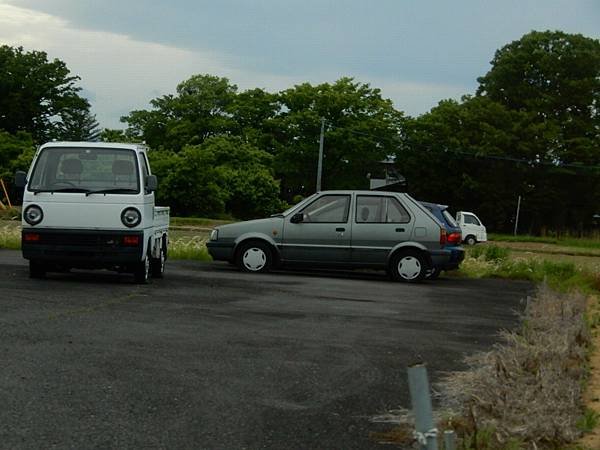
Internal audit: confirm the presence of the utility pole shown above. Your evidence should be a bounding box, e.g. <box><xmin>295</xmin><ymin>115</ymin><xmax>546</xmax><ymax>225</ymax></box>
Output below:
<box><xmin>316</xmin><ymin>117</ymin><xmax>325</xmax><ymax>192</ymax></box>
<box><xmin>514</xmin><ymin>195</ymin><xmax>522</xmax><ymax>236</ymax></box>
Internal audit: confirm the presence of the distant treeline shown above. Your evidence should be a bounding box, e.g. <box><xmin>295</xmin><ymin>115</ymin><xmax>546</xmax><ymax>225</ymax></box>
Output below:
<box><xmin>1</xmin><ymin>30</ymin><xmax>599</xmax><ymax>234</ymax></box>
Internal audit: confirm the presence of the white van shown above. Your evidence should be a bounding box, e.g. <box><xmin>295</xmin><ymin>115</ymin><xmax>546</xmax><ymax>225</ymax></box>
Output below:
<box><xmin>15</xmin><ymin>142</ymin><xmax>169</xmax><ymax>283</ymax></box>
<box><xmin>456</xmin><ymin>211</ymin><xmax>487</xmax><ymax>245</ymax></box>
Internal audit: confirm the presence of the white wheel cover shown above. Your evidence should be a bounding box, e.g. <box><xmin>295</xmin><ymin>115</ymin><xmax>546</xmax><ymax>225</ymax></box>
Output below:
<box><xmin>397</xmin><ymin>256</ymin><xmax>421</xmax><ymax>280</ymax></box>
<box><xmin>243</xmin><ymin>248</ymin><xmax>266</xmax><ymax>271</ymax></box>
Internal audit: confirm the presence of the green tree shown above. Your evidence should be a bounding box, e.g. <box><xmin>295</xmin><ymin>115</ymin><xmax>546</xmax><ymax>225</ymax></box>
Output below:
<box><xmin>272</xmin><ymin>77</ymin><xmax>404</xmax><ymax>198</ymax></box>
<box><xmin>0</xmin><ymin>45</ymin><xmax>91</xmax><ymax>142</ymax></box>
<box><xmin>0</xmin><ymin>131</ymin><xmax>35</xmax><ymax>181</ymax></box>
<box><xmin>153</xmin><ymin>136</ymin><xmax>284</xmax><ymax>218</ymax></box>
<box><xmin>122</xmin><ymin>74</ymin><xmax>238</xmax><ymax>151</ymax></box>
<box><xmin>57</xmin><ymin>107</ymin><xmax>101</xmax><ymax>141</ymax></box>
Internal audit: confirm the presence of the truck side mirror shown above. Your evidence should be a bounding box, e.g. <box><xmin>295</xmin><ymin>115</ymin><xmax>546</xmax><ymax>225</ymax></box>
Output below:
<box><xmin>290</xmin><ymin>213</ymin><xmax>304</xmax><ymax>224</ymax></box>
<box><xmin>15</xmin><ymin>171</ymin><xmax>27</xmax><ymax>188</ymax></box>
<box><xmin>145</xmin><ymin>175</ymin><xmax>158</xmax><ymax>192</ymax></box>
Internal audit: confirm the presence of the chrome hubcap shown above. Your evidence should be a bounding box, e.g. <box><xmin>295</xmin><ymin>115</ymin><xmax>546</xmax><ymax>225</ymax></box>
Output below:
<box><xmin>242</xmin><ymin>248</ymin><xmax>266</xmax><ymax>271</ymax></box>
<box><xmin>397</xmin><ymin>256</ymin><xmax>421</xmax><ymax>280</ymax></box>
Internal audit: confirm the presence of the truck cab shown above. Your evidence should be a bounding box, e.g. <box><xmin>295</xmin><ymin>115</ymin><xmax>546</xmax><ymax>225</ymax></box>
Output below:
<box><xmin>15</xmin><ymin>142</ymin><xmax>169</xmax><ymax>283</ymax></box>
<box><xmin>456</xmin><ymin>211</ymin><xmax>487</xmax><ymax>245</ymax></box>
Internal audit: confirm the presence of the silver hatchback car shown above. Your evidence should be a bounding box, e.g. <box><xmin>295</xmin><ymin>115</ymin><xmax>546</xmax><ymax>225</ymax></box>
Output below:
<box><xmin>207</xmin><ymin>190</ymin><xmax>460</xmax><ymax>282</ymax></box>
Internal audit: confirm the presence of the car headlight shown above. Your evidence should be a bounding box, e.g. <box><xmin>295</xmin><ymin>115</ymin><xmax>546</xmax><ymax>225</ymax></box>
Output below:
<box><xmin>121</xmin><ymin>207</ymin><xmax>141</xmax><ymax>228</ymax></box>
<box><xmin>210</xmin><ymin>229</ymin><xmax>219</xmax><ymax>241</ymax></box>
<box><xmin>23</xmin><ymin>205</ymin><xmax>43</xmax><ymax>226</ymax></box>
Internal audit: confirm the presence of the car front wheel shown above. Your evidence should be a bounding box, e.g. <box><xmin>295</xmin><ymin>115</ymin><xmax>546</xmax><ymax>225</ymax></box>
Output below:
<box><xmin>236</xmin><ymin>241</ymin><xmax>272</xmax><ymax>273</ymax></box>
<box><xmin>390</xmin><ymin>250</ymin><xmax>427</xmax><ymax>282</ymax></box>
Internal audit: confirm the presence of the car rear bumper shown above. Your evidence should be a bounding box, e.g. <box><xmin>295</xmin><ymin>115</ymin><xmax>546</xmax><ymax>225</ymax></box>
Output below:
<box><xmin>430</xmin><ymin>246</ymin><xmax>465</xmax><ymax>271</ymax></box>
<box><xmin>21</xmin><ymin>228</ymin><xmax>144</xmax><ymax>267</ymax></box>
<box><xmin>206</xmin><ymin>241</ymin><xmax>235</xmax><ymax>261</ymax></box>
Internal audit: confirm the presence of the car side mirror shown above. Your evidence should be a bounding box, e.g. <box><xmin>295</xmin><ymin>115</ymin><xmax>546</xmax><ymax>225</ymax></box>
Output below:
<box><xmin>15</xmin><ymin>171</ymin><xmax>27</xmax><ymax>188</ymax></box>
<box><xmin>145</xmin><ymin>175</ymin><xmax>158</xmax><ymax>192</ymax></box>
<box><xmin>290</xmin><ymin>213</ymin><xmax>304</xmax><ymax>224</ymax></box>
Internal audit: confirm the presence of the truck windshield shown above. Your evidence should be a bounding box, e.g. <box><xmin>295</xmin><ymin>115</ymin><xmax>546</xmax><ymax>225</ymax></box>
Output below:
<box><xmin>29</xmin><ymin>147</ymin><xmax>140</xmax><ymax>194</ymax></box>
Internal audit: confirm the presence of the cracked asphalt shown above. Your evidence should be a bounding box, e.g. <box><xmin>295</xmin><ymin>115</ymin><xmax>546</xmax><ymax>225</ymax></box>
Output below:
<box><xmin>0</xmin><ymin>250</ymin><xmax>532</xmax><ymax>449</ymax></box>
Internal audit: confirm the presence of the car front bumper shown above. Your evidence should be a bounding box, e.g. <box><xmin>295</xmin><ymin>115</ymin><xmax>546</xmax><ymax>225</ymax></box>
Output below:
<box><xmin>21</xmin><ymin>228</ymin><xmax>144</xmax><ymax>267</ymax></box>
<box><xmin>206</xmin><ymin>241</ymin><xmax>235</xmax><ymax>261</ymax></box>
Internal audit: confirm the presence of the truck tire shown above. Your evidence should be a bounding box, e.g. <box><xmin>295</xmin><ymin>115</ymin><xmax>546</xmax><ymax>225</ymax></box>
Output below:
<box><xmin>236</xmin><ymin>241</ymin><xmax>272</xmax><ymax>273</ymax></box>
<box><xmin>151</xmin><ymin>243</ymin><xmax>166</xmax><ymax>278</ymax></box>
<box><xmin>465</xmin><ymin>235</ymin><xmax>477</xmax><ymax>246</ymax></box>
<box><xmin>29</xmin><ymin>260</ymin><xmax>46</xmax><ymax>279</ymax></box>
<box><xmin>133</xmin><ymin>255</ymin><xmax>151</xmax><ymax>284</ymax></box>
<box><xmin>390</xmin><ymin>250</ymin><xmax>427</xmax><ymax>283</ymax></box>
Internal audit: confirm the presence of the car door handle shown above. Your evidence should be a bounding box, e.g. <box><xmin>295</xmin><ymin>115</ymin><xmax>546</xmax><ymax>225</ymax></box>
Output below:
<box><xmin>336</xmin><ymin>227</ymin><xmax>346</xmax><ymax>232</ymax></box>
<box><xmin>395</xmin><ymin>228</ymin><xmax>405</xmax><ymax>232</ymax></box>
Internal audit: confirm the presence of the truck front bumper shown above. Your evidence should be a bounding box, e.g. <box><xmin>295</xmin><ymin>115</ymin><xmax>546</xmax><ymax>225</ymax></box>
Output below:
<box><xmin>22</xmin><ymin>228</ymin><xmax>144</xmax><ymax>267</ymax></box>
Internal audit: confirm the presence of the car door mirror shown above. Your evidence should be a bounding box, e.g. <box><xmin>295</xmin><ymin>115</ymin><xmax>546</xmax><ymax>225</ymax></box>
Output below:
<box><xmin>145</xmin><ymin>175</ymin><xmax>158</xmax><ymax>192</ymax></box>
<box><xmin>15</xmin><ymin>171</ymin><xmax>27</xmax><ymax>188</ymax></box>
<box><xmin>290</xmin><ymin>213</ymin><xmax>304</xmax><ymax>224</ymax></box>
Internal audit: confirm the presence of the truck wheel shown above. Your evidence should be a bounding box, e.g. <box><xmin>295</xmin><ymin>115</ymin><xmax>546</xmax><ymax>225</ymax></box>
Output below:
<box><xmin>390</xmin><ymin>250</ymin><xmax>427</xmax><ymax>283</ymax></box>
<box><xmin>134</xmin><ymin>255</ymin><xmax>151</xmax><ymax>284</ymax></box>
<box><xmin>151</xmin><ymin>245</ymin><xmax>166</xmax><ymax>278</ymax></box>
<box><xmin>236</xmin><ymin>241</ymin><xmax>272</xmax><ymax>273</ymax></box>
<box><xmin>29</xmin><ymin>260</ymin><xmax>46</xmax><ymax>279</ymax></box>
<box><xmin>465</xmin><ymin>235</ymin><xmax>477</xmax><ymax>246</ymax></box>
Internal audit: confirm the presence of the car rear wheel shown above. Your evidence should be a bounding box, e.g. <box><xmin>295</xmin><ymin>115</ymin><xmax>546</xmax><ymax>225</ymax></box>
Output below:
<box><xmin>426</xmin><ymin>267</ymin><xmax>441</xmax><ymax>280</ymax></box>
<box><xmin>390</xmin><ymin>250</ymin><xmax>427</xmax><ymax>283</ymax></box>
<box><xmin>465</xmin><ymin>235</ymin><xmax>477</xmax><ymax>246</ymax></box>
<box><xmin>237</xmin><ymin>241</ymin><xmax>272</xmax><ymax>273</ymax></box>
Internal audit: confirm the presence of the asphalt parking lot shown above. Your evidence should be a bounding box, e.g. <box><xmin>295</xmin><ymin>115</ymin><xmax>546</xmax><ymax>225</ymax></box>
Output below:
<box><xmin>0</xmin><ymin>250</ymin><xmax>532</xmax><ymax>449</ymax></box>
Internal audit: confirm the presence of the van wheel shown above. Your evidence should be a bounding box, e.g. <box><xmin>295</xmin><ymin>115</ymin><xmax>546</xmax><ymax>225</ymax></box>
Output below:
<box><xmin>134</xmin><ymin>255</ymin><xmax>151</xmax><ymax>284</ymax></box>
<box><xmin>29</xmin><ymin>260</ymin><xmax>46</xmax><ymax>279</ymax></box>
<box><xmin>465</xmin><ymin>235</ymin><xmax>477</xmax><ymax>246</ymax></box>
<box><xmin>151</xmin><ymin>244</ymin><xmax>166</xmax><ymax>278</ymax></box>
<box><xmin>237</xmin><ymin>241</ymin><xmax>272</xmax><ymax>273</ymax></box>
<box><xmin>390</xmin><ymin>250</ymin><xmax>427</xmax><ymax>283</ymax></box>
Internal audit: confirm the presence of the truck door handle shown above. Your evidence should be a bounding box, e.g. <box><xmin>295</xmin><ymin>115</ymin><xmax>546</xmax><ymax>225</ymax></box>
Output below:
<box><xmin>336</xmin><ymin>227</ymin><xmax>346</xmax><ymax>232</ymax></box>
<box><xmin>395</xmin><ymin>228</ymin><xmax>405</xmax><ymax>232</ymax></box>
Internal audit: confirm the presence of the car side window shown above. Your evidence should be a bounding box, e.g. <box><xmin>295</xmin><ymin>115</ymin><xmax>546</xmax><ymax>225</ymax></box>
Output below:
<box><xmin>300</xmin><ymin>195</ymin><xmax>350</xmax><ymax>223</ymax></box>
<box><xmin>356</xmin><ymin>196</ymin><xmax>410</xmax><ymax>223</ymax></box>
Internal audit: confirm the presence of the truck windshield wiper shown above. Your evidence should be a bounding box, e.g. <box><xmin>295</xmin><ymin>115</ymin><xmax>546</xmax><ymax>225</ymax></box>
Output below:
<box><xmin>32</xmin><ymin>187</ymin><xmax>91</xmax><ymax>195</ymax></box>
<box><xmin>85</xmin><ymin>188</ymin><xmax>139</xmax><ymax>196</ymax></box>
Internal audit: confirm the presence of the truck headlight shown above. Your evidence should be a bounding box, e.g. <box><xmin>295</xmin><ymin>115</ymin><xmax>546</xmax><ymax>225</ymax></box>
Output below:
<box><xmin>210</xmin><ymin>229</ymin><xmax>219</xmax><ymax>241</ymax></box>
<box><xmin>121</xmin><ymin>207</ymin><xmax>141</xmax><ymax>228</ymax></box>
<box><xmin>23</xmin><ymin>205</ymin><xmax>43</xmax><ymax>226</ymax></box>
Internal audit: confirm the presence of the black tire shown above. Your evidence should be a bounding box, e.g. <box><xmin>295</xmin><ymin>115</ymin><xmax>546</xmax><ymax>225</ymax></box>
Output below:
<box><xmin>29</xmin><ymin>260</ymin><xmax>46</xmax><ymax>279</ymax></box>
<box><xmin>389</xmin><ymin>250</ymin><xmax>427</xmax><ymax>283</ymax></box>
<box><xmin>465</xmin><ymin>235</ymin><xmax>477</xmax><ymax>246</ymax></box>
<box><xmin>151</xmin><ymin>244</ymin><xmax>166</xmax><ymax>278</ymax></box>
<box><xmin>133</xmin><ymin>255</ymin><xmax>151</xmax><ymax>284</ymax></box>
<box><xmin>236</xmin><ymin>241</ymin><xmax>272</xmax><ymax>273</ymax></box>
<box><xmin>426</xmin><ymin>267</ymin><xmax>441</xmax><ymax>280</ymax></box>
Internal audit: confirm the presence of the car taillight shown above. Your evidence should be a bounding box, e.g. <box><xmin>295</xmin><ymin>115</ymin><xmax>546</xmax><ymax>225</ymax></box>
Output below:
<box><xmin>23</xmin><ymin>233</ymin><xmax>41</xmax><ymax>242</ymax></box>
<box><xmin>122</xmin><ymin>235</ymin><xmax>140</xmax><ymax>246</ymax></box>
<box><xmin>447</xmin><ymin>232</ymin><xmax>462</xmax><ymax>245</ymax></box>
<box><xmin>440</xmin><ymin>228</ymin><xmax>447</xmax><ymax>246</ymax></box>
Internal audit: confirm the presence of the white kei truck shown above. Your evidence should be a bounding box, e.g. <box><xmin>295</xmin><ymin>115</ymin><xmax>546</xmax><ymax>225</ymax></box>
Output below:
<box><xmin>15</xmin><ymin>142</ymin><xmax>169</xmax><ymax>283</ymax></box>
<box><xmin>456</xmin><ymin>211</ymin><xmax>487</xmax><ymax>245</ymax></box>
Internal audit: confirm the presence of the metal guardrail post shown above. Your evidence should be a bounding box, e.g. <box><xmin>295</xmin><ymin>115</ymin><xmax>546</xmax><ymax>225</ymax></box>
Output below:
<box><xmin>407</xmin><ymin>363</ymin><xmax>438</xmax><ymax>450</ymax></box>
<box><xmin>443</xmin><ymin>430</ymin><xmax>456</xmax><ymax>450</ymax></box>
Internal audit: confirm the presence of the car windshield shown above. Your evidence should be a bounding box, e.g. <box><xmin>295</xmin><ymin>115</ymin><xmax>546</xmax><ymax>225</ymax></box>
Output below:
<box><xmin>28</xmin><ymin>147</ymin><xmax>140</xmax><ymax>194</ymax></box>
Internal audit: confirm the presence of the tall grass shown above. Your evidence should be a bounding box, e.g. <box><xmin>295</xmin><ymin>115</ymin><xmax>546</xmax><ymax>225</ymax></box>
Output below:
<box><xmin>0</xmin><ymin>225</ymin><xmax>20</xmax><ymax>249</ymax></box>
<box><xmin>490</xmin><ymin>233</ymin><xmax>600</xmax><ymax>250</ymax></box>
<box><xmin>460</xmin><ymin>244</ymin><xmax>600</xmax><ymax>293</ymax></box>
<box><xmin>168</xmin><ymin>236</ymin><xmax>212</xmax><ymax>261</ymax></box>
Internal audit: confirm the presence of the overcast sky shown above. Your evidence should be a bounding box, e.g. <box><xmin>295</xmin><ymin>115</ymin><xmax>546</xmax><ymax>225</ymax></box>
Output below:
<box><xmin>1</xmin><ymin>0</ymin><xmax>599</xmax><ymax>129</ymax></box>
